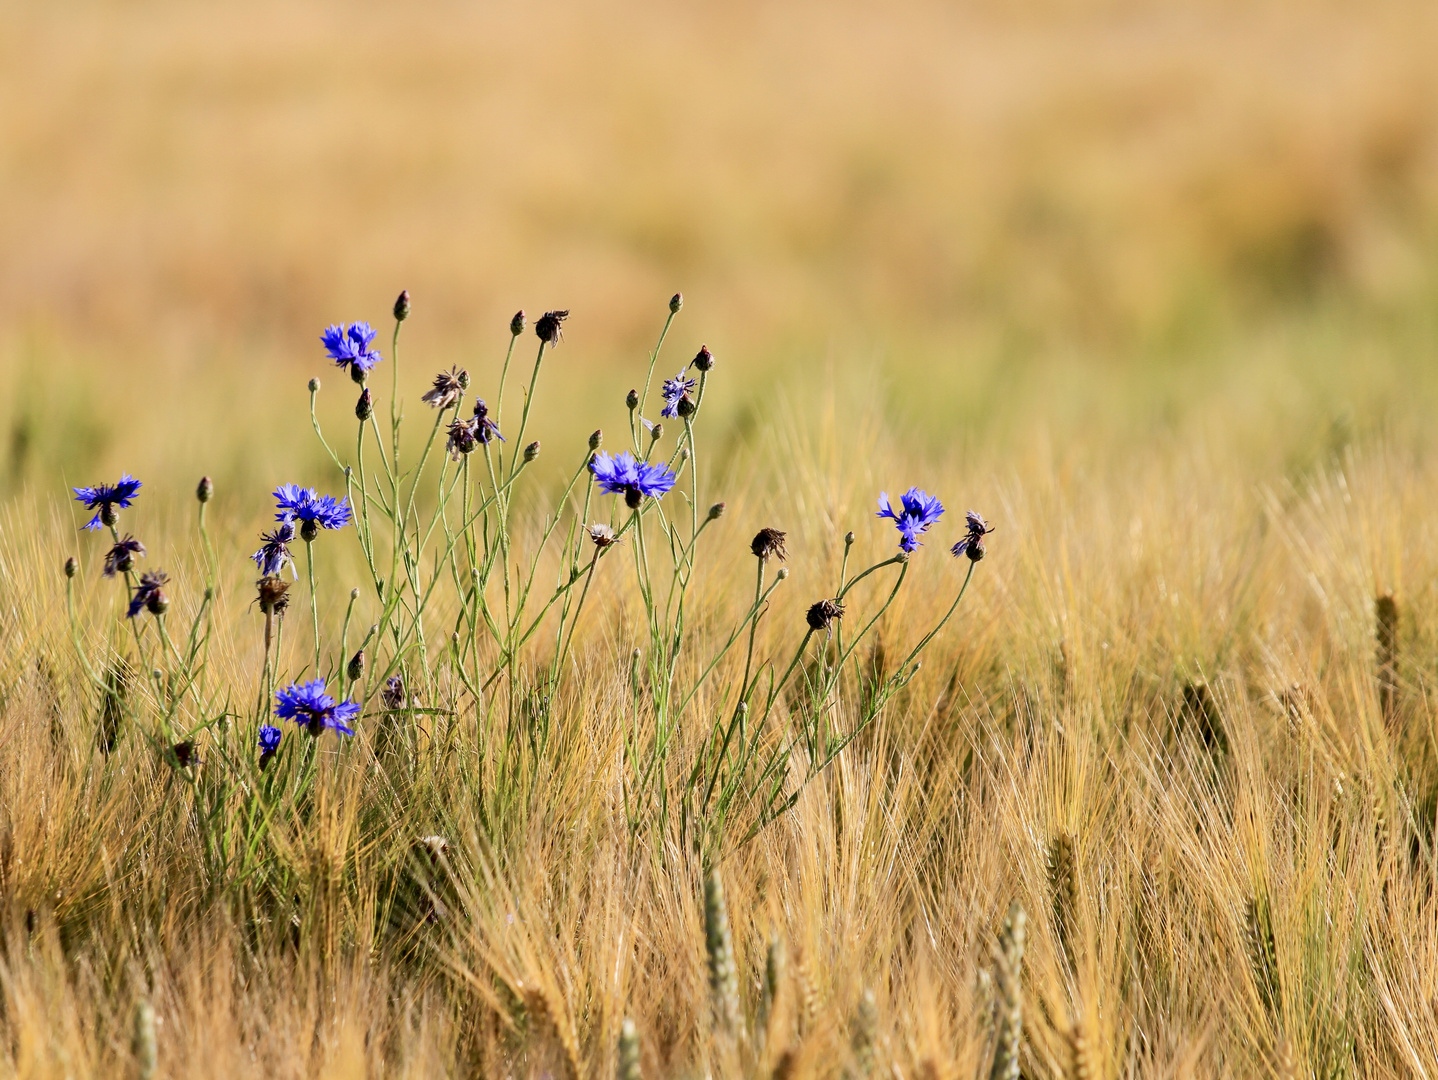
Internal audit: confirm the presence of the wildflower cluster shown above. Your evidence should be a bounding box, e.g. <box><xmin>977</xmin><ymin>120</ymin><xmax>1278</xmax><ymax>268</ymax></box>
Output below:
<box><xmin>59</xmin><ymin>291</ymin><xmax>990</xmax><ymax>864</ymax></box>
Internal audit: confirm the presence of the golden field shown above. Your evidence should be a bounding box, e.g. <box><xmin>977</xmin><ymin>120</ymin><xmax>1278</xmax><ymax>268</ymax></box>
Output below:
<box><xmin>4</xmin><ymin>0</ymin><xmax>1438</xmax><ymax>1077</ymax></box>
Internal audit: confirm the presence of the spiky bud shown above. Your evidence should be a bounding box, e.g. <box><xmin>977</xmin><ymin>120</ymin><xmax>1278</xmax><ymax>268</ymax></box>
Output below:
<box><xmin>196</xmin><ymin>476</ymin><xmax>213</xmax><ymax>503</ymax></box>
<box><xmin>394</xmin><ymin>289</ymin><xmax>411</xmax><ymax>322</ymax></box>
<box><xmin>64</xmin><ymin>556</ymin><xmax>77</xmax><ymax>579</ymax></box>
<box><xmin>347</xmin><ymin>650</ymin><xmax>365</xmax><ymax>682</ymax></box>
<box><xmin>457</xmin><ymin>369</ymin><xmax>471</xmax><ymax>390</ymax></box>
<box><xmin>626</xmin><ymin>388</ymin><xmax>640</xmax><ymax>411</ymax></box>
<box><xmin>510</xmin><ymin>310</ymin><xmax>527</xmax><ymax>336</ymax></box>
<box><xmin>844</xmin><ymin>530</ymin><xmax>856</xmax><ymax>547</ymax></box>
<box><xmin>589</xmin><ymin>429</ymin><xmax>603</xmax><ymax>451</ymax></box>
<box><xmin>669</xmin><ymin>292</ymin><xmax>683</xmax><ymax>313</ymax></box>
<box><xmin>524</xmin><ymin>441</ymin><xmax>541</xmax><ymax>463</ymax></box>
<box><xmin>692</xmin><ymin>344</ymin><xmax>714</xmax><ymax>372</ymax></box>
<box><xmin>708</xmin><ymin>501</ymin><xmax>726</xmax><ymax>521</ymax></box>
<box><xmin>308</xmin><ymin>377</ymin><xmax>321</xmax><ymax>393</ymax></box>
<box><xmin>649</xmin><ymin>422</ymin><xmax>664</xmax><ymax>442</ymax></box>
<box><xmin>355</xmin><ymin>387</ymin><xmax>374</xmax><ymax>421</ymax></box>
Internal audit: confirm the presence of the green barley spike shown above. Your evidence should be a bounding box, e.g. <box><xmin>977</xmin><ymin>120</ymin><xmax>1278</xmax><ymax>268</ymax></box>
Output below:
<box><xmin>705</xmin><ymin>869</ymin><xmax>741</xmax><ymax>1038</ymax></box>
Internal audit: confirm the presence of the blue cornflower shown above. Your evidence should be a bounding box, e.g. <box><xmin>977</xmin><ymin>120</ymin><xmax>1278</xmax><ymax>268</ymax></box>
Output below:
<box><xmin>274</xmin><ymin>678</ymin><xmax>359</xmax><ymax>737</ymax></box>
<box><xmin>876</xmin><ymin>487</ymin><xmax>945</xmax><ymax>553</ymax></box>
<box><xmin>951</xmin><ymin>510</ymin><xmax>994</xmax><ymax>563</ymax></box>
<box><xmin>73</xmin><ymin>474</ymin><xmax>142</xmax><ymax>531</ymax></box>
<box><xmin>321</xmin><ymin>322</ymin><xmax>383</xmax><ymax>383</ymax></box>
<box><xmin>589</xmin><ymin>450</ymin><xmax>679</xmax><ymax>509</ymax></box>
<box><xmin>273</xmin><ymin>484</ymin><xmax>351</xmax><ymax>539</ymax></box>
<box><xmin>252</xmin><ymin>520</ymin><xmax>297</xmax><ymax>577</ymax></box>
<box><xmin>659</xmin><ymin>371</ymin><xmax>696</xmax><ymax>419</ymax></box>
<box><xmin>472</xmin><ymin>398</ymin><xmax>503</xmax><ymax>444</ymax></box>
<box><xmin>102</xmin><ymin>535</ymin><xmax>146</xmax><ymax>577</ymax></box>
<box><xmin>258</xmin><ymin>724</ymin><xmax>282</xmax><ymax>768</ymax></box>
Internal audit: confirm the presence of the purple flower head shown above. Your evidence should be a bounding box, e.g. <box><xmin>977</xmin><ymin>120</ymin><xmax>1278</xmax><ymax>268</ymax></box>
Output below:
<box><xmin>950</xmin><ymin>509</ymin><xmax>994</xmax><ymax>562</ymax></box>
<box><xmin>252</xmin><ymin>520</ymin><xmax>297</xmax><ymax>577</ymax></box>
<box><xmin>73</xmin><ymin>474</ymin><xmax>142</xmax><ymax>531</ymax></box>
<box><xmin>321</xmin><ymin>322</ymin><xmax>383</xmax><ymax>382</ymax></box>
<box><xmin>126</xmin><ymin>569</ymin><xmax>170</xmax><ymax>618</ymax></box>
<box><xmin>876</xmin><ymin>487</ymin><xmax>945</xmax><ymax>553</ymax></box>
<box><xmin>274</xmin><ymin>485</ymin><xmax>351</xmax><ymax>536</ymax></box>
<box><xmin>102</xmin><ymin>535</ymin><xmax>146</xmax><ymax>578</ymax></box>
<box><xmin>472</xmin><ymin>398</ymin><xmax>504</xmax><ymax>444</ymax></box>
<box><xmin>659</xmin><ymin>372</ymin><xmax>696</xmax><ymax>419</ymax></box>
<box><xmin>589</xmin><ymin>450</ymin><xmax>679</xmax><ymax>509</ymax></box>
<box><xmin>274</xmin><ymin>678</ymin><xmax>359</xmax><ymax>737</ymax></box>
<box><xmin>258</xmin><ymin>724</ymin><xmax>282</xmax><ymax>768</ymax></box>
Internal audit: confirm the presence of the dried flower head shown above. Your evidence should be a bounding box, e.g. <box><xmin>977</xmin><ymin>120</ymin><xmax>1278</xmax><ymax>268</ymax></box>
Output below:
<box><xmin>171</xmin><ymin>741</ymin><xmax>199</xmax><ymax>767</ymax></box>
<box><xmin>806</xmin><ymin>598</ymin><xmax>845</xmax><ymax>635</ymax></box>
<box><xmin>751</xmin><ymin>528</ymin><xmax>788</xmax><ymax>561</ymax></box>
<box><xmin>103</xmin><ymin>535</ymin><xmax>146</xmax><ymax>578</ymax></box>
<box><xmin>321</xmin><ymin>321</ymin><xmax>383</xmax><ymax>383</ymax></box>
<box><xmin>535</xmin><ymin>309</ymin><xmax>569</xmax><ymax>345</ymax></box>
<box><xmin>421</xmin><ymin>367</ymin><xmax>467</xmax><ymax>410</ymax></box>
<box><xmin>590</xmin><ymin>451</ymin><xmax>679</xmax><ymax>509</ymax></box>
<box><xmin>588</xmin><ymin>523</ymin><xmax>619</xmax><ymax>548</ymax></box>
<box><xmin>73</xmin><ymin>474</ymin><xmax>142</xmax><ymax>531</ymax></box>
<box><xmin>275</xmin><ymin>678</ymin><xmax>359</xmax><ymax>737</ymax></box>
<box><xmin>255</xmin><ymin>575</ymin><xmax>291</xmax><ymax>616</ymax></box>
<box><xmin>382</xmin><ymin>674</ymin><xmax>408</xmax><ymax>710</ymax></box>
<box><xmin>127</xmin><ymin>570</ymin><xmax>169</xmax><ymax>618</ymax></box>
<box><xmin>951</xmin><ymin>510</ymin><xmax>995</xmax><ymax>562</ymax></box>
<box><xmin>472</xmin><ymin>398</ymin><xmax>504</xmax><ymax>445</ymax></box>
<box><xmin>876</xmin><ymin>487</ymin><xmax>945</xmax><ymax>553</ymax></box>
<box><xmin>446</xmin><ymin>417</ymin><xmax>478</xmax><ymax>459</ymax></box>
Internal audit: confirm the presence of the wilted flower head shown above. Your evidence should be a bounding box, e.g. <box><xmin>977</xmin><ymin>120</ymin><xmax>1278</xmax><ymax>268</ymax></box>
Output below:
<box><xmin>274</xmin><ymin>678</ymin><xmax>359</xmax><ymax>737</ymax></box>
<box><xmin>322</xmin><ymin>322</ymin><xmax>383</xmax><ymax>383</ymax></box>
<box><xmin>258</xmin><ymin>724</ymin><xmax>282</xmax><ymax>768</ymax></box>
<box><xmin>274</xmin><ymin>485</ymin><xmax>352</xmax><ymax>534</ymax></box>
<box><xmin>806</xmin><ymin>598</ymin><xmax>845</xmax><ymax>636</ymax></box>
<box><xmin>588</xmin><ymin>523</ymin><xmax>619</xmax><ymax>549</ymax></box>
<box><xmin>382</xmin><ymin>674</ymin><xmax>408</xmax><ymax>710</ymax></box>
<box><xmin>446</xmin><ymin>417</ymin><xmax>478</xmax><ymax>459</ymax></box>
<box><xmin>472</xmin><ymin>398</ymin><xmax>504</xmax><ymax>445</ymax></box>
<box><xmin>422</xmin><ymin>367</ymin><xmax>468</xmax><ymax>410</ymax></box>
<box><xmin>751</xmin><ymin>528</ymin><xmax>788</xmax><ymax>561</ymax></box>
<box><xmin>951</xmin><ymin>509</ymin><xmax>995</xmax><ymax>563</ymax></box>
<box><xmin>171</xmin><ymin>741</ymin><xmax>199</xmax><ymax>767</ymax></box>
<box><xmin>876</xmin><ymin>487</ymin><xmax>945</xmax><ymax>553</ymax></box>
<box><xmin>660</xmin><ymin>371</ymin><xmax>697</xmax><ymax>419</ymax></box>
<box><xmin>103</xmin><ymin>535</ymin><xmax>146</xmax><ymax>578</ymax></box>
<box><xmin>127</xmin><ymin>570</ymin><xmax>169</xmax><ymax>618</ymax></box>
<box><xmin>255</xmin><ymin>575</ymin><xmax>291</xmax><ymax>616</ymax></box>
<box><xmin>589</xmin><ymin>450</ymin><xmax>679</xmax><ymax>509</ymax></box>
<box><xmin>252</xmin><ymin>520</ymin><xmax>296</xmax><ymax>578</ymax></box>
<box><xmin>73</xmin><ymin>474</ymin><xmax>142</xmax><ymax>531</ymax></box>
<box><xmin>535</xmin><ymin>309</ymin><xmax>569</xmax><ymax>345</ymax></box>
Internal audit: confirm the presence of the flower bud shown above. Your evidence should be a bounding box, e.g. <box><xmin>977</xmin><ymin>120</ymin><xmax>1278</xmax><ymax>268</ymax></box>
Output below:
<box><xmin>737</xmin><ymin>701</ymin><xmax>748</xmax><ymax>714</ymax></box>
<box><xmin>707</xmin><ymin>501</ymin><xmax>726</xmax><ymax>521</ymax></box>
<box><xmin>457</xmin><ymin>369</ymin><xmax>471</xmax><ymax>390</ymax></box>
<box><xmin>670</xmin><ymin>292</ymin><xmax>684</xmax><ymax>313</ymax></box>
<box><xmin>355</xmin><ymin>387</ymin><xmax>374</xmax><ymax>421</ymax></box>
<box><xmin>349</xmin><ymin>587</ymin><xmax>360</xmax><ymax>602</ymax></box>
<box><xmin>626</xmin><ymin>388</ymin><xmax>640</xmax><ymax>411</ymax></box>
<box><xmin>196</xmin><ymin>476</ymin><xmax>213</xmax><ymax>504</ymax></box>
<box><xmin>146</xmin><ymin>589</ymin><xmax>170</xmax><ymax>616</ymax></box>
<box><xmin>347</xmin><ymin>650</ymin><xmax>366</xmax><ymax>682</ymax></box>
<box><xmin>844</xmin><ymin>530</ymin><xmax>856</xmax><ymax>547</ymax></box>
<box><xmin>524</xmin><ymin>441</ymin><xmax>541</xmax><ymax>463</ymax></box>
<box><xmin>589</xmin><ymin>429</ymin><xmax>603</xmax><ymax>451</ymax></box>
<box><xmin>776</xmin><ymin>567</ymin><xmax>789</xmax><ymax>580</ymax></box>
<box><xmin>677</xmin><ymin>395</ymin><xmax>697</xmax><ymax>418</ymax></box>
<box><xmin>300</xmin><ymin>519</ymin><xmax>319</xmax><ymax>543</ymax></box>
<box><xmin>394</xmin><ymin>289</ymin><xmax>411</xmax><ymax>322</ymax></box>
<box><xmin>510</xmin><ymin>310</ymin><xmax>527</xmax><ymax>336</ymax></box>
<box><xmin>308</xmin><ymin>377</ymin><xmax>321</xmax><ymax>393</ymax></box>
<box><xmin>64</xmin><ymin>556</ymin><xmax>77</xmax><ymax>579</ymax></box>
<box><xmin>677</xmin><ymin>447</ymin><xmax>689</xmax><ymax>462</ymax></box>
<box><xmin>692</xmin><ymin>344</ymin><xmax>714</xmax><ymax>372</ymax></box>
<box><xmin>649</xmin><ymin>422</ymin><xmax>664</xmax><ymax>442</ymax></box>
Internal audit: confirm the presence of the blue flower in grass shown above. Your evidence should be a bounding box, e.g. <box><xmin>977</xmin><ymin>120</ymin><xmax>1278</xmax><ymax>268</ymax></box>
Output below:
<box><xmin>274</xmin><ymin>484</ymin><xmax>351</xmax><ymax>539</ymax></box>
<box><xmin>274</xmin><ymin>678</ymin><xmax>359</xmax><ymax>737</ymax></box>
<box><xmin>590</xmin><ymin>450</ymin><xmax>678</xmax><ymax>509</ymax></box>
<box><xmin>252</xmin><ymin>520</ymin><xmax>297</xmax><ymax>577</ymax></box>
<box><xmin>876</xmin><ymin>487</ymin><xmax>944</xmax><ymax>553</ymax></box>
<box><xmin>322</xmin><ymin>322</ymin><xmax>383</xmax><ymax>383</ymax></box>
<box><xmin>660</xmin><ymin>372</ymin><xmax>696</xmax><ymax>418</ymax></box>
<box><xmin>73</xmin><ymin>474</ymin><xmax>142</xmax><ymax>530</ymax></box>
<box><xmin>258</xmin><ymin>724</ymin><xmax>282</xmax><ymax>768</ymax></box>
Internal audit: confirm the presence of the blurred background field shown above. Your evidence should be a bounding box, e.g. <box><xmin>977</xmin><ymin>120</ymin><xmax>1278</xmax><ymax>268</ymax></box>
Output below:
<box><xmin>4</xmin><ymin>0</ymin><xmax>1438</xmax><ymax>499</ymax></box>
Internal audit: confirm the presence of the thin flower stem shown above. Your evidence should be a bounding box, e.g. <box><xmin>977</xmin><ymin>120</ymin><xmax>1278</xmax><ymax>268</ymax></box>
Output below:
<box><xmin>638</xmin><ymin>309</ymin><xmax>678</xmax><ymax>421</ymax></box>
<box><xmin>305</xmin><ymin>539</ymin><xmax>320</xmax><ymax>676</ymax></box>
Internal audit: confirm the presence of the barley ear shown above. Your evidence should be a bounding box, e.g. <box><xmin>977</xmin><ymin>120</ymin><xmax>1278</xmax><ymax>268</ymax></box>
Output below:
<box><xmin>705</xmin><ymin>868</ymin><xmax>742</xmax><ymax>1039</ymax></box>
<box><xmin>133</xmin><ymin>1000</ymin><xmax>157</xmax><ymax>1080</ymax></box>
<box><xmin>989</xmin><ymin>902</ymin><xmax>1026</xmax><ymax>1080</ymax></box>
<box><xmin>618</xmin><ymin>1017</ymin><xmax>641</xmax><ymax>1080</ymax></box>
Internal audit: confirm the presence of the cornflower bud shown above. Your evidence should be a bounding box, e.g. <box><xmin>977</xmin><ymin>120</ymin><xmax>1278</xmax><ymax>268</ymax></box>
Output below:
<box><xmin>308</xmin><ymin>377</ymin><xmax>321</xmax><ymax>393</ymax></box>
<box><xmin>524</xmin><ymin>441</ymin><xmax>541</xmax><ymax>462</ymax></box>
<box><xmin>196</xmin><ymin>476</ymin><xmax>213</xmax><ymax>503</ymax></box>
<box><xmin>844</xmin><ymin>530</ymin><xmax>856</xmax><ymax>546</ymax></box>
<box><xmin>626</xmin><ymin>388</ymin><xmax>639</xmax><ymax>411</ymax></box>
<box><xmin>589</xmin><ymin>429</ymin><xmax>603</xmax><ymax>451</ymax></box>
<box><xmin>350</xmin><ymin>587</ymin><xmax>360</xmax><ymax>601</ymax></box>
<box><xmin>670</xmin><ymin>292</ymin><xmax>683</xmax><ymax>313</ymax></box>
<box><xmin>510</xmin><ymin>310</ymin><xmax>527</xmax><ymax>336</ymax></box>
<box><xmin>347</xmin><ymin>650</ymin><xmax>366</xmax><ymax>682</ymax></box>
<box><xmin>394</xmin><ymin>289</ymin><xmax>411</xmax><ymax>321</ymax></box>
<box><xmin>649</xmin><ymin>422</ymin><xmax>664</xmax><ymax>443</ymax></box>
<box><xmin>355</xmin><ymin>387</ymin><xmax>374</xmax><ymax>421</ymax></box>
<box><xmin>64</xmin><ymin>556</ymin><xmax>77</xmax><ymax>578</ymax></box>
<box><xmin>776</xmin><ymin>567</ymin><xmax>789</xmax><ymax>580</ymax></box>
<box><xmin>692</xmin><ymin>344</ymin><xmax>714</xmax><ymax>372</ymax></box>
<box><xmin>707</xmin><ymin>501</ymin><xmax>726</xmax><ymax>520</ymax></box>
